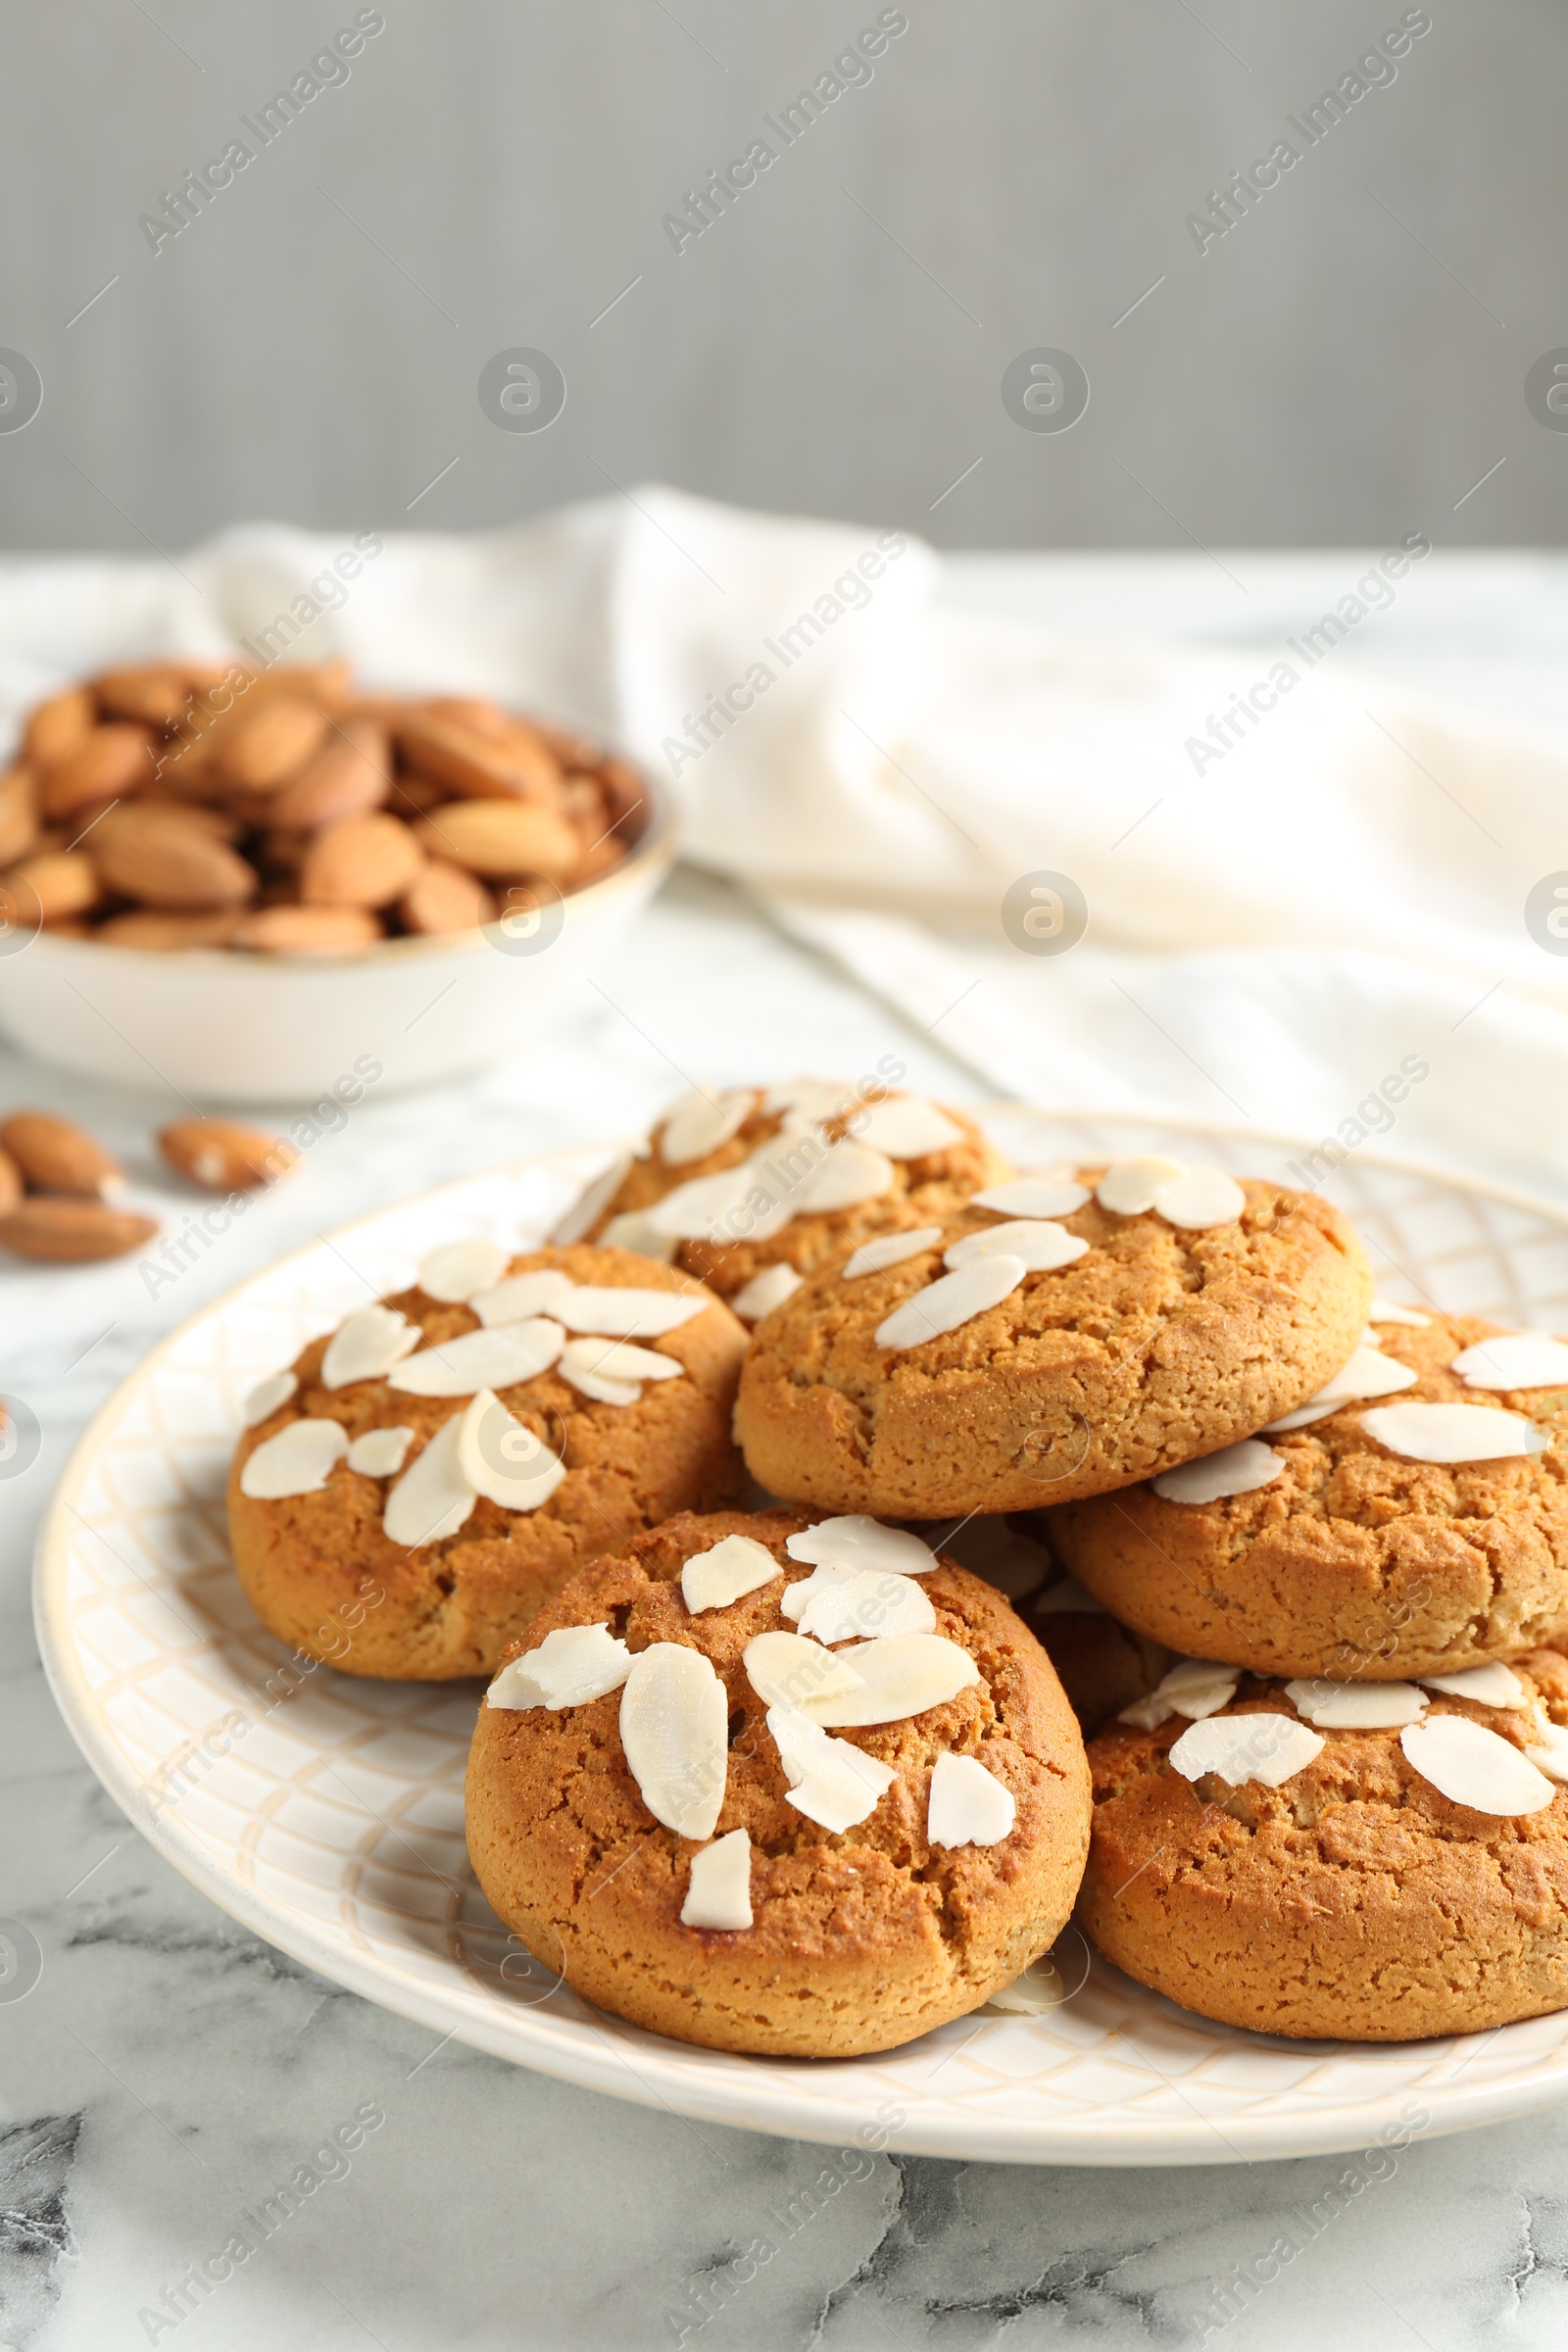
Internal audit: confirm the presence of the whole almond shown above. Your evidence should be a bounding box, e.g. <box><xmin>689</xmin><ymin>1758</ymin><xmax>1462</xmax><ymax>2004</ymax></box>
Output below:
<box><xmin>0</xmin><ymin>1198</ymin><xmax>157</xmax><ymax>1261</ymax></box>
<box><xmin>0</xmin><ymin>1110</ymin><xmax>124</xmax><ymax>1198</ymax></box>
<box><xmin>231</xmin><ymin>905</ymin><xmax>382</xmax><ymax>953</ymax></box>
<box><xmin>159</xmin><ymin>1117</ymin><xmax>299</xmax><ymax>1191</ymax></box>
<box><xmin>397</xmin><ymin>711</ymin><xmax>561</xmax><ymax>804</ymax></box>
<box><xmin>41</xmin><ymin>725</ymin><xmax>156</xmax><ymax>819</ymax></box>
<box><xmin>387</xmin><ymin>771</ymin><xmax>448</xmax><ymax>817</ymax></box>
<box><xmin>24</xmin><ymin>687</ymin><xmax>96</xmax><ymax>768</ymax></box>
<box><xmin>95</xmin><ymin>908</ymin><xmax>244</xmax><ymax>950</ymax></box>
<box><xmin>0</xmin><ymin>765</ymin><xmax>39</xmax><ymax>867</ymax></box>
<box><xmin>415</xmin><ymin>800</ymin><xmax>580</xmax><ymax>879</ymax></box>
<box><xmin>399</xmin><ymin>859</ymin><xmax>497</xmax><ymax>935</ymax></box>
<box><xmin>93</xmin><ymin>807</ymin><xmax>257</xmax><ymax>909</ymax></box>
<box><xmin>0</xmin><ymin>1145</ymin><xmax>21</xmax><ymax>1215</ymax></box>
<box><xmin>2</xmin><ymin>852</ymin><xmax>99</xmax><ymax>927</ymax></box>
<box><xmin>95</xmin><ymin>667</ymin><xmax>195</xmax><ymax>728</ymax></box>
<box><xmin>301</xmin><ymin>812</ymin><xmax>424</xmax><ymax>908</ymax></box>
<box><xmin>269</xmin><ymin>721</ymin><xmax>390</xmax><ymax>830</ymax></box>
<box><xmin>218</xmin><ymin>697</ymin><xmax>331</xmax><ymax>790</ymax></box>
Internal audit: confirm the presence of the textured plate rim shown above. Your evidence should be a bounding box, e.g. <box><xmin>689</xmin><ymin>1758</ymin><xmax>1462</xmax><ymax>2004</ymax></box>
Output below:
<box><xmin>31</xmin><ymin>1109</ymin><xmax>1568</xmax><ymax>2168</ymax></box>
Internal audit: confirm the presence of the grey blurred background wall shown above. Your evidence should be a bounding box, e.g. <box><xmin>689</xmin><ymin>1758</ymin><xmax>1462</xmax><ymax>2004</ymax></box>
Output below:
<box><xmin>0</xmin><ymin>0</ymin><xmax>1561</xmax><ymax>553</ymax></box>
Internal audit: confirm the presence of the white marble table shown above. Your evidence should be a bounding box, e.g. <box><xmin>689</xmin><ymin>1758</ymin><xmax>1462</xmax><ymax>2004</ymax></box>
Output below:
<box><xmin>8</xmin><ymin>557</ymin><xmax>1568</xmax><ymax>2351</ymax></box>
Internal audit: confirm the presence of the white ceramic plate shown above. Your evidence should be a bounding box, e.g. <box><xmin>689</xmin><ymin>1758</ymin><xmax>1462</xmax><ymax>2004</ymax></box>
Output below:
<box><xmin>34</xmin><ymin>1113</ymin><xmax>1568</xmax><ymax>2167</ymax></box>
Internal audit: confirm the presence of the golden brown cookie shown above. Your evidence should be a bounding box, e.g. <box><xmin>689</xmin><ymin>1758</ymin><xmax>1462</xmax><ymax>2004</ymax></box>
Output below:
<box><xmin>1048</xmin><ymin>1311</ymin><xmax>1568</xmax><ymax>1681</ymax></box>
<box><xmin>1081</xmin><ymin>1649</ymin><xmax>1568</xmax><ymax>2040</ymax></box>
<box><xmin>228</xmin><ymin>1245</ymin><xmax>747</xmax><ymax>1680</ymax></box>
<box><xmin>568</xmin><ymin>1077</ymin><xmax>1008</xmax><ymax>1305</ymax></box>
<box><xmin>734</xmin><ymin>1169</ymin><xmax>1371</xmax><ymax>1517</ymax></box>
<box><xmin>466</xmin><ymin>1507</ymin><xmax>1092</xmax><ymax>2056</ymax></box>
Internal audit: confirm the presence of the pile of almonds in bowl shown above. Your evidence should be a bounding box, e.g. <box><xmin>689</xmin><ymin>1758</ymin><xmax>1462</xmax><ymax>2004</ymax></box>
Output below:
<box><xmin>0</xmin><ymin>659</ymin><xmax>647</xmax><ymax>953</ymax></box>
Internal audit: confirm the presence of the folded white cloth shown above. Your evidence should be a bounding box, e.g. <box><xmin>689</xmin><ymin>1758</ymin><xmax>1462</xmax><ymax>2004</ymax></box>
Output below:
<box><xmin>4</xmin><ymin>489</ymin><xmax>1565</xmax><ymax>1194</ymax></box>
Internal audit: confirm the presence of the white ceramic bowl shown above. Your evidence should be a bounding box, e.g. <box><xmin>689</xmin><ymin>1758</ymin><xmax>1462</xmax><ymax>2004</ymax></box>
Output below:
<box><xmin>0</xmin><ymin>779</ymin><xmax>675</xmax><ymax>1102</ymax></box>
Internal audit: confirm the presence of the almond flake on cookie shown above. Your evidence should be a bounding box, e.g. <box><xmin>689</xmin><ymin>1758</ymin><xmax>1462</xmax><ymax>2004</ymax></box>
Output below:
<box><xmin>944</xmin><ymin>1220</ymin><xmax>1088</xmax><ymax>1274</ymax></box>
<box><xmin>1525</xmin><ymin>1722</ymin><xmax>1568</xmax><ymax>1784</ymax></box>
<box><xmin>1093</xmin><ymin>1154</ymin><xmax>1186</xmax><ymax>1215</ymax></box>
<box><xmin>559</xmin><ymin>1363</ymin><xmax>640</xmax><ymax>1406</ymax></box>
<box><xmin>926</xmin><ymin>1751</ymin><xmax>1015</xmax><ymax>1848</ymax></box>
<box><xmin>1418</xmin><ymin>1662</ymin><xmax>1528</xmax><ymax>1707</ymax></box>
<box><xmin>557</xmin><ymin>1286</ymin><xmax>709</xmax><ymax>1338</ymax></box>
<box><xmin>1369</xmin><ymin>1297</ymin><xmax>1431</xmax><ymax>1328</ymax></box>
<box><xmin>1169</xmin><ymin>1712</ymin><xmax>1325</xmax><ymax>1788</ymax></box>
<box><xmin>487</xmin><ymin>1621</ymin><xmax>632</xmax><ymax>1710</ymax></box>
<box><xmin>559</xmin><ymin>1337</ymin><xmax>684</xmax><ymax>1387</ymax></box>
<box><xmin>680</xmin><ymin>1535</ymin><xmax>782</xmax><ymax>1614</ymax></box>
<box><xmin>550</xmin><ymin>1152</ymin><xmax>635</xmax><ymax>1246</ymax></box>
<box><xmin>470</xmin><ymin>1268</ymin><xmax>576</xmax><ymax>1327</ymax></box>
<box><xmin>240</xmin><ymin>1417</ymin><xmax>349</xmax><ymax>1499</ymax></box>
<box><xmin>680</xmin><ymin>1828</ymin><xmax>754</xmax><ymax>1928</ymax></box>
<box><xmin>659</xmin><ymin>1088</ymin><xmax>757</xmax><ymax>1166</ymax></box>
<box><xmin>649</xmin><ymin>1160</ymin><xmax>789</xmax><ymax>1243</ymax></box>
<box><xmin>416</xmin><ymin>1238</ymin><xmax>512</xmax><ymax>1303</ymax></box>
<box><xmin>1262</xmin><ymin>1345</ymin><xmax>1419</xmax><ymax>1431</ymax></box>
<box><xmin>598</xmin><ymin>1211</ymin><xmax>678</xmax><ymax>1263</ymax></box>
<box><xmin>730</xmin><ymin>1262</ymin><xmax>805</xmax><ymax>1320</ymax></box>
<box><xmin>320</xmin><ymin>1304</ymin><xmax>421</xmax><ymax>1391</ymax></box>
<box><xmin>346</xmin><ymin>1426</ymin><xmax>414</xmax><ymax>1478</ymax></box>
<box><xmin>1095</xmin><ymin>1154</ymin><xmax>1244</xmax><ymax>1229</ymax></box>
<box><xmin>619</xmin><ymin>1642</ymin><xmax>728</xmax><ymax>1838</ymax></box>
<box><xmin>763</xmin><ymin>1077</ymin><xmax>848</xmax><ymax>1122</ymax></box>
<box><xmin>765</xmin><ymin>1704</ymin><xmax>897</xmax><ymax>1833</ymax></box>
<box><xmin>241</xmin><ymin>1370</ymin><xmax>297</xmax><ymax>1427</ymax></box>
<box><xmin>744</xmin><ymin>1631</ymin><xmax>868</xmax><ymax>1713</ymax></box>
<box><xmin>1118</xmin><ymin>1656</ymin><xmax>1240</xmax><ymax>1730</ymax></box>
<box><xmin>1399</xmin><ymin>1715</ymin><xmax>1555</xmax><ymax>1815</ymax></box>
<box><xmin>1152</xmin><ymin>1440</ymin><xmax>1285</xmax><ymax>1504</ymax></box>
<box><xmin>842</xmin><ymin>1228</ymin><xmax>943</xmax><ymax>1281</ymax></box>
<box><xmin>794</xmin><ymin>1137</ymin><xmax>896</xmax><ymax>1213</ymax></box>
<box><xmin>800</xmin><ymin>1633</ymin><xmax>980</xmax><ymax>1727</ymax></box>
<box><xmin>1359</xmin><ymin>1400</ymin><xmax>1549</xmax><ymax>1463</ymax></box>
<box><xmin>457</xmin><ymin>1388</ymin><xmax>566</xmax><ymax>1510</ymax></box>
<box><xmin>1451</xmin><ymin>1333</ymin><xmax>1568</xmax><ymax>1391</ymax></box>
<box><xmin>972</xmin><ymin>1174</ymin><xmax>1090</xmax><ymax>1219</ymax></box>
<box><xmin>784</xmin><ymin>1516</ymin><xmax>937</xmax><ymax>1576</ymax></box>
<box><xmin>1285</xmin><ymin>1679</ymin><xmax>1429</xmax><ymax>1729</ymax></box>
<box><xmin>389</xmin><ymin>1318</ymin><xmax>566</xmax><ymax>1396</ymax></box>
<box><xmin>874</xmin><ymin>1253</ymin><xmax>1027</xmax><ymax>1350</ymax></box>
<box><xmin>382</xmin><ymin>1415</ymin><xmax>475</xmax><ymax>1546</ymax></box>
<box><xmin>852</xmin><ymin>1096</ymin><xmax>964</xmax><ymax>1159</ymax></box>
<box><xmin>793</xmin><ymin>1566</ymin><xmax>938</xmax><ymax>1644</ymax></box>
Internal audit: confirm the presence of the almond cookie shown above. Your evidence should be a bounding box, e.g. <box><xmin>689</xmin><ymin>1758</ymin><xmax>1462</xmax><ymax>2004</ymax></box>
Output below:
<box><xmin>1047</xmin><ymin>1308</ymin><xmax>1568</xmax><ymax>1681</ymax></box>
<box><xmin>228</xmin><ymin>1243</ymin><xmax>747</xmax><ymax>1680</ymax></box>
<box><xmin>1081</xmin><ymin>1649</ymin><xmax>1568</xmax><ymax>2040</ymax></box>
<box><xmin>466</xmin><ymin>1506</ymin><xmax>1091</xmax><ymax>2056</ymax></box>
<box><xmin>560</xmin><ymin>1076</ymin><xmax>1009</xmax><ymax>1310</ymax></box>
<box><xmin>734</xmin><ymin>1159</ymin><xmax>1371</xmax><ymax>1518</ymax></box>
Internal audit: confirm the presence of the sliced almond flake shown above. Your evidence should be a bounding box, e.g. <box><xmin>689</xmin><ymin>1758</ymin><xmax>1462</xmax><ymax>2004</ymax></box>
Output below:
<box><xmin>784</xmin><ymin>1516</ymin><xmax>937</xmax><ymax>1576</ymax></box>
<box><xmin>486</xmin><ymin>1621</ymin><xmax>631</xmax><ymax>1710</ymax></box>
<box><xmin>1118</xmin><ymin>1656</ymin><xmax>1241</xmax><ymax>1729</ymax></box>
<box><xmin>382</xmin><ymin>1414</ymin><xmax>475</xmax><ymax>1547</ymax></box>
<box><xmin>944</xmin><ymin>1220</ymin><xmax>1088</xmax><ymax>1275</ymax></box>
<box><xmin>874</xmin><ymin>1253</ymin><xmax>1027</xmax><ymax>1351</ymax></box>
<box><xmin>1400</xmin><ymin>1715</ymin><xmax>1555</xmax><ymax>1815</ymax></box>
<box><xmin>1263</xmin><ymin>1347</ymin><xmax>1419</xmax><ymax>1431</ymax></box>
<box><xmin>802</xmin><ymin>1634</ymin><xmax>981</xmax><ymax>1728</ymax></box>
<box><xmin>1360</xmin><ymin>1400</ymin><xmax>1548</xmax><ymax>1464</ymax></box>
<box><xmin>559</xmin><ymin>1364</ymin><xmax>641</xmax><ymax>1406</ymax></box>
<box><xmin>619</xmin><ymin>1642</ymin><xmax>728</xmax><ymax>1839</ymax></box>
<box><xmin>346</xmin><ymin>1426</ymin><xmax>414</xmax><ymax>1478</ymax></box>
<box><xmin>1369</xmin><ymin>1296</ymin><xmax>1431</xmax><ymax>1328</ymax></box>
<box><xmin>766</xmin><ymin>1704</ymin><xmax>897</xmax><ymax>1834</ymax></box>
<box><xmin>1285</xmin><ymin>1678</ymin><xmax>1428</xmax><ymax>1729</ymax></box>
<box><xmin>763</xmin><ymin>1076</ymin><xmax>853</xmax><ymax>1128</ymax></box>
<box><xmin>320</xmin><ymin>1304</ymin><xmax>420</xmax><ymax>1391</ymax></box>
<box><xmin>389</xmin><ymin>1317</ymin><xmax>566</xmax><ymax>1397</ymax></box>
<box><xmin>557</xmin><ymin>1286</ymin><xmax>708</xmax><ymax>1338</ymax></box>
<box><xmin>240</xmin><ymin>1417</ymin><xmax>348</xmax><ymax>1499</ymax></box>
<box><xmin>659</xmin><ymin>1089</ymin><xmax>757</xmax><ymax>1165</ymax></box>
<box><xmin>681</xmin><ymin>1535</ymin><xmax>782</xmax><ymax>1614</ymax></box>
<box><xmin>842</xmin><ymin>1228</ymin><xmax>944</xmax><ymax>1282</ymax></box>
<box><xmin>1096</xmin><ymin>1155</ymin><xmax>1187</xmax><ymax>1215</ymax></box>
<box><xmin>559</xmin><ymin>1336</ymin><xmax>684</xmax><ymax>1384</ymax></box>
<box><xmin>1452</xmin><ymin>1333</ymin><xmax>1568</xmax><ymax>1391</ymax></box>
<box><xmin>1152</xmin><ymin>1440</ymin><xmax>1285</xmax><ymax>1505</ymax></box>
<box><xmin>599</xmin><ymin>1211</ymin><xmax>679</xmax><ymax>1263</ymax></box>
<box><xmin>852</xmin><ymin>1096</ymin><xmax>965</xmax><ymax>1159</ymax></box>
<box><xmin>926</xmin><ymin>1750</ymin><xmax>1015</xmax><ymax>1848</ymax></box>
<box><xmin>1360</xmin><ymin>1327</ymin><xmax>1385</xmax><ymax>1348</ymax></box>
<box><xmin>417</xmin><ymin>1237</ymin><xmax>512</xmax><ymax>1304</ymax></box>
<box><xmin>1169</xmin><ymin>1712</ymin><xmax>1324</xmax><ymax>1788</ymax></box>
<box><xmin>744</xmin><ymin>1630</ymin><xmax>868</xmax><ymax>1714</ymax></box>
<box><xmin>794</xmin><ymin>1137</ymin><xmax>896</xmax><ymax>1214</ymax></box>
<box><xmin>1030</xmin><ymin>1575</ymin><xmax>1106</xmax><ymax>1617</ymax></box>
<box><xmin>794</xmin><ymin>1566</ymin><xmax>937</xmax><ymax>1644</ymax></box>
<box><xmin>972</xmin><ymin>1175</ymin><xmax>1090</xmax><ymax>1220</ymax></box>
<box><xmin>470</xmin><ymin>1268</ymin><xmax>575</xmax><ymax>1327</ymax></box>
<box><xmin>649</xmin><ymin>1159</ymin><xmax>789</xmax><ymax>1243</ymax></box>
<box><xmin>457</xmin><ymin>1387</ymin><xmax>566</xmax><ymax>1510</ymax></box>
<box><xmin>550</xmin><ymin>1153</ymin><xmax>633</xmax><ymax>1246</ymax></box>
<box><xmin>1155</xmin><ymin>1165</ymin><xmax>1247</xmax><ymax>1229</ymax></box>
<box><xmin>730</xmin><ymin>1262</ymin><xmax>804</xmax><ymax>1322</ymax></box>
<box><xmin>241</xmin><ymin>1370</ymin><xmax>297</xmax><ymax>1427</ymax></box>
<box><xmin>680</xmin><ymin>1828</ymin><xmax>754</xmax><ymax>1928</ymax></box>
<box><xmin>1418</xmin><ymin>1662</ymin><xmax>1529</xmax><ymax>1707</ymax></box>
<box><xmin>1525</xmin><ymin>1723</ymin><xmax>1568</xmax><ymax>1785</ymax></box>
